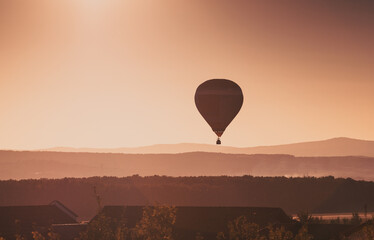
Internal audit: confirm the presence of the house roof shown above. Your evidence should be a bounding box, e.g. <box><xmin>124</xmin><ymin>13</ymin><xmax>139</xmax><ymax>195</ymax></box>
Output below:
<box><xmin>306</xmin><ymin>224</ymin><xmax>355</xmax><ymax>240</ymax></box>
<box><xmin>51</xmin><ymin>223</ymin><xmax>88</xmax><ymax>240</ymax></box>
<box><xmin>95</xmin><ymin>206</ymin><xmax>292</xmax><ymax>239</ymax></box>
<box><xmin>0</xmin><ymin>202</ymin><xmax>78</xmax><ymax>240</ymax></box>
<box><xmin>342</xmin><ymin>220</ymin><xmax>374</xmax><ymax>238</ymax></box>
<box><xmin>49</xmin><ymin>200</ymin><xmax>78</xmax><ymax>219</ymax></box>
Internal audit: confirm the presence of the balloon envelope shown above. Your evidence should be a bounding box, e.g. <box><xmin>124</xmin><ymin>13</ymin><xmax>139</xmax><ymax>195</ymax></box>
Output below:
<box><xmin>195</xmin><ymin>79</ymin><xmax>243</xmax><ymax>138</ymax></box>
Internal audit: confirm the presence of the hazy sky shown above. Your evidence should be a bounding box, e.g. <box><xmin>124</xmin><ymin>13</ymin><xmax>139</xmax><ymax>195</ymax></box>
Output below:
<box><xmin>0</xmin><ymin>0</ymin><xmax>373</xmax><ymax>149</ymax></box>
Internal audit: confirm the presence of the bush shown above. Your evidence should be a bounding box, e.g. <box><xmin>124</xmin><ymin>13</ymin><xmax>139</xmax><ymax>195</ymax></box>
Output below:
<box><xmin>134</xmin><ymin>205</ymin><xmax>176</xmax><ymax>240</ymax></box>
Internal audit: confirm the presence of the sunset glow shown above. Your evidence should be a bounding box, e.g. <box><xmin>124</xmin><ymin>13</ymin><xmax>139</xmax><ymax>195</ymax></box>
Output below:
<box><xmin>0</xmin><ymin>0</ymin><xmax>373</xmax><ymax>149</ymax></box>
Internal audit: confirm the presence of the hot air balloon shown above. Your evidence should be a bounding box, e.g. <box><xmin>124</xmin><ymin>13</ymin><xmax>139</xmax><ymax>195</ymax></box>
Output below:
<box><xmin>195</xmin><ymin>79</ymin><xmax>243</xmax><ymax>145</ymax></box>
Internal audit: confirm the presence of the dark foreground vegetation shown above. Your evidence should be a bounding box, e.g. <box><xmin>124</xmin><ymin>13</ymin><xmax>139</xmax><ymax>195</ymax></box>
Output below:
<box><xmin>1</xmin><ymin>176</ymin><xmax>374</xmax><ymax>220</ymax></box>
<box><xmin>79</xmin><ymin>207</ymin><xmax>374</xmax><ymax>240</ymax></box>
<box><xmin>1</xmin><ymin>205</ymin><xmax>374</xmax><ymax>240</ymax></box>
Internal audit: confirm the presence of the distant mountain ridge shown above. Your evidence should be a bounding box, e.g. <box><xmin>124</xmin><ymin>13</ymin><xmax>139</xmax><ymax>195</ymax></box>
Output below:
<box><xmin>41</xmin><ymin>137</ymin><xmax>374</xmax><ymax>157</ymax></box>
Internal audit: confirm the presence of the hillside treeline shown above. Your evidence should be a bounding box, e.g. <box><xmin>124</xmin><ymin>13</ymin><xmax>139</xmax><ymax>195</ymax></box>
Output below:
<box><xmin>0</xmin><ymin>176</ymin><xmax>374</xmax><ymax>220</ymax></box>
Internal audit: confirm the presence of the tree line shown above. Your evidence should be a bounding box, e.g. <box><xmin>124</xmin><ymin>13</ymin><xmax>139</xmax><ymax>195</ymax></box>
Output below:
<box><xmin>0</xmin><ymin>175</ymin><xmax>374</xmax><ymax>220</ymax></box>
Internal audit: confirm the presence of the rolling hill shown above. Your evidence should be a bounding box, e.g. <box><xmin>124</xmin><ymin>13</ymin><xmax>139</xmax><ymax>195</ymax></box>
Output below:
<box><xmin>1</xmin><ymin>150</ymin><xmax>374</xmax><ymax>181</ymax></box>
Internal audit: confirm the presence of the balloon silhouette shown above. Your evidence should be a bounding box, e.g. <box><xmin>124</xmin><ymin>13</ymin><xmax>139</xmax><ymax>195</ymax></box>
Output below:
<box><xmin>195</xmin><ymin>79</ymin><xmax>243</xmax><ymax>145</ymax></box>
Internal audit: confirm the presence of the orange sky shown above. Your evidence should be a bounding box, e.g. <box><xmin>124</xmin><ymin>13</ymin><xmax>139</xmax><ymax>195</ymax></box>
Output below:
<box><xmin>0</xmin><ymin>0</ymin><xmax>373</xmax><ymax>149</ymax></box>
